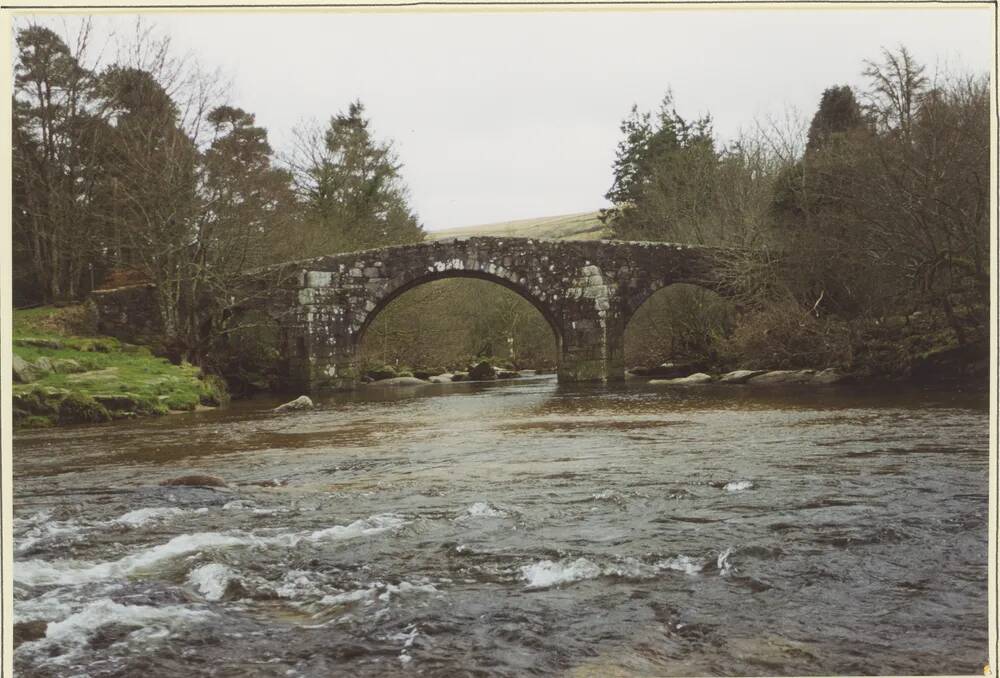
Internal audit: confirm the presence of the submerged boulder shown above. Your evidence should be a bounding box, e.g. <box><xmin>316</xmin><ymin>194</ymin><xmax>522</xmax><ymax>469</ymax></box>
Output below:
<box><xmin>274</xmin><ymin>395</ymin><xmax>314</xmax><ymax>412</ymax></box>
<box><xmin>369</xmin><ymin>376</ymin><xmax>428</xmax><ymax>387</ymax></box>
<box><xmin>160</xmin><ymin>474</ymin><xmax>228</xmax><ymax>488</ymax></box>
<box><xmin>13</xmin><ymin>620</ymin><xmax>48</xmax><ymax>648</ymax></box>
<box><xmin>649</xmin><ymin>372</ymin><xmax>713</xmax><ymax>385</ymax></box>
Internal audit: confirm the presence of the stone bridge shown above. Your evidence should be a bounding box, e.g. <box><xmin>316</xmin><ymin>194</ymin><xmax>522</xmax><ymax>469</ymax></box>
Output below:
<box><xmin>264</xmin><ymin>237</ymin><xmax>732</xmax><ymax>391</ymax></box>
<box><xmin>91</xmin><ymin>236</ymin><xmax>735</xmax><ymax>391</ymax></box>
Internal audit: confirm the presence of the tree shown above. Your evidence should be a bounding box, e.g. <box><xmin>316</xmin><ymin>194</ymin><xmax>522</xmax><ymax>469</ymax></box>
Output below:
<box><xmin>602</xmin><ymin>93</ymin><xmax>719</xmax><ymax>244</ymax></box>
<box><xmin>12</xmin><ymin>22</ymin><xmax>107</xmax><ymax>303</ymax></box>
<box><xmin>805</xmin><ymin>85</ymin><xmax>864</xmax><ymax>154</ymax></box>
<box><xmin>862</xmin><ymin>45</ymin><xmax>928</xmax><ymax>138</ymax></box>
<box><xmin>287</xmin><ymin>100</ymin><xmax>424</xmax><ymax>256</ymax></box>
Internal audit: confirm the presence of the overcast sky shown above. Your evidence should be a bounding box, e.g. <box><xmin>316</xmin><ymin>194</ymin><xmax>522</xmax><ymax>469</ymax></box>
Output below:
<box><xmin>21</xmin><ymin>8</ymin><xmax>994</xmax><ymax>231</ymax></box>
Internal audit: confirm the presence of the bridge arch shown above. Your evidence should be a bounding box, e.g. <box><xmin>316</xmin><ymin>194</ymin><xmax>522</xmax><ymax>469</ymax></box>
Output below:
<box><xmin>354</xmin><ymin>268</ymin><xmax>565</xmax><ymax>364</ymax></box>
<box><xmin>623</xmin><ymin>281</ymin><xmax>736</xmax><ymax>369</ymax></box>
<box><xmin>354</xmin><ymin>269</ymin><xmax>564</xmax><ymax>350</ymax></box>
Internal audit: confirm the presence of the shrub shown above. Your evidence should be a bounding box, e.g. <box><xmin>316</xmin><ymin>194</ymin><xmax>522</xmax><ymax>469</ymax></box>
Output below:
<box><xmin>199</xmin><ymin>374</ymin><xmax>230</xmax><ymax>407</ymax></box>
<box><xmin>720</xmin><ymin>300</ymin><xmax>853</xmax><ymax>370</ymax></box>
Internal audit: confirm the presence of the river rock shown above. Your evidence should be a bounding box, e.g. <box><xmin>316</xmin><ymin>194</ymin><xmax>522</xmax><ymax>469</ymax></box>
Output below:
<box><xmin>468</xmin><ymin>361</ymin><xmax>497</xmax><ymax>381</ymax></box>
<box><xmin>451</xmin><ymin>372</ymin><xmax>469</xmax><ymax>382</ymax></box>
<box><xmin>33</xmin><ymin>356</ymin><xmax>55</xmax><ymax>375</ymax></box>
<box><xmin>518</xmin><ymin>369</ymin><xmax>537</xmax><ymax>377</ymax></box>
<box><xmin>746</xmin><ymin>370</ymin><xmax>816</xmax><ymax>385</ymax></box>
<box><xmin>719</xmin><ymin>369</ymin><xmax>766</xmax><ymax>384</ymax></box>
<box><xmin>51</xmin><ymin>358</ymin><xmax>86</xmax><ymax>374</ymax></box>
<box><xmin>13</xmin><ymin>620</ymin><xmax>48</xmax><ymax>648</ymax></box>
<box><xmin>429</xmin><ymin>373</ymin><xmax>454</xmax><ymax>383</ymax></box>
<box><xmin>15</xmin><ymin>337</ymin><xmax>63</xmax><ymax>350</ymax></box>
<box><xmin>496</xmin><ymin>370</ymin><xmax>519</xmax><ymax>379</ymax></box>
<box><xmin>649</xmin><ymin>372</ymin><xmax>713</xmax><ymax>385</ymax></box>
<box><xmin>647</xmin><ymin>361</ymin><xmax>705</xmax><ymax>379</ymax></box>
<box><xmin>370</xmin><ymin>376</ymin><xmax>428</xmax><ymax>387</ymax></box>
<box><xmin>12</xmin><ymin>354</ymin><xmax>39</xmax><ymax>383</ymax></box>
<box><xmin>813</xmin><ymin>368</ymin><xmax>847</xmax><ymax>384</ymax></box>
<box><xmin>274</xmin><ymin>395</ymin><xmax>314</xmax><ymax>412</ymax></box>
<box><xmin>160</xmin><ymin>474</ymin><xmax>228</xmax><ymax>488</ymax></box>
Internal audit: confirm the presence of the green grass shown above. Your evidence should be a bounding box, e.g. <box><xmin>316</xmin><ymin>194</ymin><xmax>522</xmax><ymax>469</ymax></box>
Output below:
<box><xmin>427</xmin><ymin>211</ymin><xmax>609</xmax><ymax>242</ymax></box>
<box><xmin>13</xmin><ymin>306</ymin><xmax>224</xmax><ymax>427</ymax></box>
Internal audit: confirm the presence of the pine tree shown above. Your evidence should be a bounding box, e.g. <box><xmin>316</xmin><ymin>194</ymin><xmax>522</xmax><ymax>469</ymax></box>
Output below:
<box><xmin>291</xmin><ymin>100</ymin><xmax>424</xmax><ymax>253</ymax></box>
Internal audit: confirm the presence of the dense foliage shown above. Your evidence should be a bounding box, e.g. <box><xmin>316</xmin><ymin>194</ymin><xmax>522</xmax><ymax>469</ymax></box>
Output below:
<box><xmin>12</xmin><ymin>22</ymin><xmax>425</xmax><ymax>373</ymax></box>
<box><xmin>602</xmin><ymin>46</ymin><xmax>989</xmax><ymax>378</ymax></box>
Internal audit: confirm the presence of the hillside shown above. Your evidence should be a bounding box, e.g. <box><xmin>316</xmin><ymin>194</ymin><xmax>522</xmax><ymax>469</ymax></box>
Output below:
<box><xmin>428</xmin><ymin>210</ymin><xmax>609</xmax><ymax>241</ymax></box>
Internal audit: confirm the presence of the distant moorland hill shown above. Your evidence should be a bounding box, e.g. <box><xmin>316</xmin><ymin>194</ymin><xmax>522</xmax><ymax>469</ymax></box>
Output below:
<box><xmin>428</xmin><ymin>211</ymin><xmax>609</xmax><ymax>242</ymax></box>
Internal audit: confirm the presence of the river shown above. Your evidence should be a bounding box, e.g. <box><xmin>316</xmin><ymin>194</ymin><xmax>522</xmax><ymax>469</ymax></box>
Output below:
<box><xmin>11</xmin><ymin>376</ymin><xmax>990</xmax><ymax>676</ymax></box>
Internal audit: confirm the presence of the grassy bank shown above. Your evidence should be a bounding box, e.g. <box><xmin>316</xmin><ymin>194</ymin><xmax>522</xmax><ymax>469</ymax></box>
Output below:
<box><xmin>12</xmin><ymin>305</ymin><xmax>227</xmax><ymax>429</ymax></box>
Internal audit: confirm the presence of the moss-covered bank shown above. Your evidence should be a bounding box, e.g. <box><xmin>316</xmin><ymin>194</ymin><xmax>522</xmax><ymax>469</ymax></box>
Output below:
<box><xmin>11</xmin><ymin>306</ymin><xmax>228</xmax><ymax>429</ymax></box>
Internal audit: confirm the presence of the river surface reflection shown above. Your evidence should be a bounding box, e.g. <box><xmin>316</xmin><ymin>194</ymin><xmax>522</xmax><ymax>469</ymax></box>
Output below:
<box><xmin>12</xmin><ymin>377</ymin><xmax>990</xmax><ymax>676</ymax></box>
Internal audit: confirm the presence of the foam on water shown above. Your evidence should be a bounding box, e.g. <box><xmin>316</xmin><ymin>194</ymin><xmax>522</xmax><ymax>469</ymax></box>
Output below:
<box><xmin>188</xmin><ymin>563</ymin><xmax>237</xmax><ymax>601</ymax></box>
<box><xmin>521</xmin><ymin>558</ymin><xmax>602</xmax><ymax>589</ymax></box>
<box><xmin>19</xmin><ymin>598</ymin><xmax>212</xmax><ymax>664</ymax></box>
<box><xmin>15</xmin><ymin>514</ymin><xmax>407</xmax><ymax>588</ymax></box>
<box><xmin>724</xmin><ymin>480</ymin><xmax>753</xmax><ymax>492</ymax></box>
<box><xmin>116</xmin><ymin>507</ymin><xmax>185</xmax><ymax>527</ymax></box>
<box><xmin>716</xmin><ymin>547</ymin><xmax>734</xmax><ymax>576</ymax></box>
<box><xmin>656</xmin><ymin>555</ymin><xmax>705</xmax><ymax>575</ymax></box>
<box><xmin>458</xmin><ymin>502</ymin><xmax>506</xmax><ymax>519</ymax></box>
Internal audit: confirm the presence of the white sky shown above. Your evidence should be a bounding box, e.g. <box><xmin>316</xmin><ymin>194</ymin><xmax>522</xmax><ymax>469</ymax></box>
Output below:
<box><xmin>17</xmin><ymin>7</ymin><xmax>995</xmax><ymax>231</ymax></box>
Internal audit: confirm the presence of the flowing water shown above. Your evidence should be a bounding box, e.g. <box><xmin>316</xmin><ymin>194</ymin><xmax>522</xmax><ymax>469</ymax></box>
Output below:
<box><xmin>12</xmin><ymin>377</ymin><xmax>990</xmax><ymax>676</ymax></box>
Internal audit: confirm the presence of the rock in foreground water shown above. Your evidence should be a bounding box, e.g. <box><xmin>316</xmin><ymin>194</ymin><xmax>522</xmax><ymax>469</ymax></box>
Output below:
<box><xmin>274</xmin><ymin>395</ymin><xmax>314</xmax><ymax>412</ymax></box>
<box><xmin>746</xmin><ymin>370</ymin><xmax>816</xmax><ymax>385</ymax></box>
<box><xmin>468</xmin><ymin>361</ymin><xmax>497</xmax><ymax>381</ymax></box>
<box><xmin>650</xmin><ymin>372</ymin><xmax>713</xmax><ymax>385</ymax></box>
<box><xmin>719</xmin><ymin>369</ymin><xmax>766</xmax><ymax>384</ymax></box>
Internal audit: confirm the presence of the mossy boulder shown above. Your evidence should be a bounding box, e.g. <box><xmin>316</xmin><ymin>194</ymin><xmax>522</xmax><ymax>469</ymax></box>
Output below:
<box><xmin>12</xmin><ymin>354</ymin><xmax>40</xmax><ymax>384</ymax></box>
<box><xmin>14</xmin><ymin>337</ymin><xmax>63</xmax><ymax>350</ymax></box>
<box><xmin>51</xmin><ymin>358</ymin><xmax>86</xmax><ymax>374</ymax></box>
<box><xmin>58</xmin><ymin>392</ymin><xmax>111</xmax><ymax>424</ymax></box>
<box><xmin>365</xmin><ymin>366</ymin><xmax>397</xmax><ymax>381</ymax></box>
